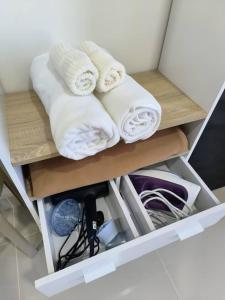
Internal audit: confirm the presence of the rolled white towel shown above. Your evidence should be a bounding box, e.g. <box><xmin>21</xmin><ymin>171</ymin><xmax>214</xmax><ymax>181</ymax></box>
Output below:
<box><xmin>30</xmin><ymin>54</ymin><xmax>120</xmax><ymax>160</ymax></box>
<box><xmin>96</xmin><ymin>75</ymin><xmax>162</xmax><ymax>143</ymax></box>
<box><xmin>49</xmin><ymin>43</ymin><xmax>98</xmax><ymax>96</ymax></box>
<box><xmin>80</xmin><ymin>41</ymin><xmax>126</xmax><ymax>93</ymax></box>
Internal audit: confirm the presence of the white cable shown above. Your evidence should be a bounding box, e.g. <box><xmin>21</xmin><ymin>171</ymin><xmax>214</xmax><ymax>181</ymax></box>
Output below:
<box><xmin>140</xmin><ymin>186</ymin><xmax>194</xmax><ymax>227</ymax></box>
<box><xmin>141</xmin><ymin>195</ymin><xmax>185</xmax><ymax>219</ymax></box>
<box><xmin>146</xmin><ymin>209</ymin><xmax>177</xmax><ymax>227</ymax></box>
<box><xmin>140</xmin><ymin>188</ymin><xmax>193</xmax><ymax>215</ymax></box>
<box><xmin>152</xmin><ymin>188</ymin><xmax>193</xmax><ymax>213</ymax></box>
<box><xmin>140</xmin><ymin>191</ymin><xmax>189</xmax><ymax>218</ymax></box>
<box><xmin>139</xmin><ymin>187</ymin><xmax>194</xmax><ymax>226</ymax></box>
<box><xmin>138</xmin><ymin>186</ymin><xmax>195</xmax><ymax>228</ymax></box>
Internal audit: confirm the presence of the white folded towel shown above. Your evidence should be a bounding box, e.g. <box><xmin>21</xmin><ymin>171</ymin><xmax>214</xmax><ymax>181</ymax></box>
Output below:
<box><xmin>80</xmin><ymin>41</ymin><xmax>126</xmax><ymax>93</ymax></box>
<box><xmin>96</xmin><ymin>75</ymin><xmax>162</xmax><ymax>143</ymax></box>
<box><xmin>49</xmin><ymin>43</ymin><xmax>98</xmax><ymax>96</ymax></box>
<box><xmin>30</xmin><ymin>54</ymin><xmax>120</xmax><ymax>160</ymax></box>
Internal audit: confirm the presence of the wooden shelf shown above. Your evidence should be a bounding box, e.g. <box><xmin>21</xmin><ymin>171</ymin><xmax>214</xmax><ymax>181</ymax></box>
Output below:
<box><xmin>5</xmin><ymin>71</ymin><xmax>207</xmax><ymax>166</ymax></box>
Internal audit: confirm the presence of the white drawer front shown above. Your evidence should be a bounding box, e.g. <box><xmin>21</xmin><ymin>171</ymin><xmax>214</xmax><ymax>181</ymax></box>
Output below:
<box><xmin>35</xmin><ymin>180</ymin><xmax>139</xmax><ymax>297</ymax></box>
<box><xmin>35</xmin><ymin>157</ymin><xmax>225</xmax><ymax>297</ymax></box>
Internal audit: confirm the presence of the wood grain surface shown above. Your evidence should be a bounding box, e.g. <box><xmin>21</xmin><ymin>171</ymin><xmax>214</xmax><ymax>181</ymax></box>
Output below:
<box><xmin>5</xmin><ymin>71</ymin><xmax>207</xmax><ymax>165</ymax></box>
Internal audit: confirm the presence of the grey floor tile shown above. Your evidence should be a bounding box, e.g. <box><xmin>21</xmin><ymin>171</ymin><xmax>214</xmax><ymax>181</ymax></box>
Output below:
<box><xmin>1</xmin><ymin>184</ymin><xmax>22</xmax><ymax>209</ymax></box>
<box><xmin>0</xmin><ymin>243</ymin><xmax>18</xmax><ymax>288</ymax></box>
<box><xmin>1</xmin><ymin>184</ymin><xmax>39</xmax><ymax>240</ymax></box>
<box><xmin>60</xmin><ymin>252</ymin><xmax>180</xmax><ymax>300</ymax></box>
<box><xmin>16</xmin><ymin>234</ymin><xmax>47</xmax><ymax>300</ymax></box>
<box><xmin>17</xmin><ymin>234</ymin><xmax>179</xmax><ymax>300</ymax></box>
<box><xmin>0</xmin><ymin>189</ymin><xmax>14</xmax><ymax>210</ymax></box>
<box><xmin>0</xmin><ymin>198</ymin><xmax>38</xmax><ymax>246</ymax></box>
<box><xmin>0</xmin><ymin>207</ymin><xmax>14</xmax><ymax>246</ymax></box>
<box><xmin>0</xmin><ymin>188</ymin><xmax>37</xmax><ymax>246</ymax></box>
<box><xmin>0</xmin><ymin>235</ymin><xmax>7</xmax><ymax>246</ymax></box>
<box><xmin>0</xmin><ymin>287</ymin><xmax>19</xmax><ymax>300</ymax></box>
<box><xmin>213</xmin><ymin>187</ymin><xmax>225</xmax><ymax>203</ymax></box>
<box><xmin>158</xmin><ymin>218</ymin><xmax>225</xmax><ymax>300</ymax></box>
<box><xmin>13</xmin><ymin>205</ymin><xmax>39</xmax><ymax>238</ymax></box>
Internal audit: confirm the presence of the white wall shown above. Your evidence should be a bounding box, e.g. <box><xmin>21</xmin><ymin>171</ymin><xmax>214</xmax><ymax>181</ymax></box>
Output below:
<box><xmin>159</xmin><ymin>0</ymin><xmax>225</xmax><ymax>112</ymax></box>
<box><xmin>0</xmin><ymin>0</ymin><xmax>171</xmax><ymax>93</ymax></box>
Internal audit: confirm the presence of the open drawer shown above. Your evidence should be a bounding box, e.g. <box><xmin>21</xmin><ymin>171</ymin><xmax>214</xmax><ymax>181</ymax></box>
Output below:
<box><xmin>35</xmin><ymin>180</ymin><xmax>139</xmax><ymax>296</ymax></box>
<box><xmin>35</xmin><ymin>156</ymin><xmax>225</xmax><ymax>297</ymax></box>
<box><xmin>120</xmin><ymin>156</ymin><xmax>225</xmax><ymax>239</ymax></box>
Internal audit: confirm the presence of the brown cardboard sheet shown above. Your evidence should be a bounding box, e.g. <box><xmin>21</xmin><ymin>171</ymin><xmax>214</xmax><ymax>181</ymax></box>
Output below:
<box><xmin>29</xmin><ymin>127</ymin><xmax>188</xmax><ymax>198</ymax></box>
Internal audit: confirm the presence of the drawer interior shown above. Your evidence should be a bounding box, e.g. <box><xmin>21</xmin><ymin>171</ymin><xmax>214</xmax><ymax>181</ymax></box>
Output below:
<box><xmin>38</xmin><ymin>180</ymin><xmax>139</xmax><ymax>274</ymax></box>
<box><xmin>120</xmin><ymin>156</ymin><xmax>221</xmax><ymax>234</ymax></box>
<box><xmin>36</xmin><ymin>157</ymin><xmax>225</xmax><ymax>297</ymax></box>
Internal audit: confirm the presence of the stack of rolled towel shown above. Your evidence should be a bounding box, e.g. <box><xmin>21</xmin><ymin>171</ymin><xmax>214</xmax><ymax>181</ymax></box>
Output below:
<box><xmin>30</xmin><ymin>41</ymin><xmax>162</xmax><ymax>160</ymax></box>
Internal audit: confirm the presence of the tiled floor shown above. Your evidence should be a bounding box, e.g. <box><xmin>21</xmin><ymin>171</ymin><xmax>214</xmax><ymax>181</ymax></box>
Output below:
<box><xmin>1</xmin><ymin>193</ymin><xmax>225</xmax><ymax>300</ymax></box>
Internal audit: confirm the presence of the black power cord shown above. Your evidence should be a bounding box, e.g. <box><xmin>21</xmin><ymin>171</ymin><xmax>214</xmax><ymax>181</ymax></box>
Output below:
<box><xmin>56</xmin><ymin>206</ymin><xmax>101</xmax><ymax>271</ymax></box>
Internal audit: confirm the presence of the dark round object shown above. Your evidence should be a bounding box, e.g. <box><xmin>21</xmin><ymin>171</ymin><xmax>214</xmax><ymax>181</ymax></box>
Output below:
<box><xmin>51</xmin><ymin>199</ymin><xmax>80</xmax><ymax>236</ymax></box>
<box><xmin>96</xmin><ymin>210</ymin><xmax>104</xmax><ymax>227</ymax></box>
